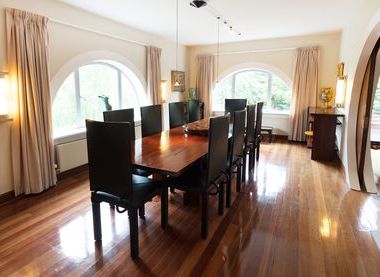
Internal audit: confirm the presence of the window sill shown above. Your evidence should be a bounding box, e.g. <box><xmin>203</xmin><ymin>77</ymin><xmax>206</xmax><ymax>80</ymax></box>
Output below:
<box><xmin>212</xmin><ymin>111</ymin><xmax>290</xmax><ymax>119</ymax></box>
<box><xmin>54</xmin><ymin>120</ymin><xmax>142</xmax><ymax>145</ymax></box>
<box><xmin>54</xmin><ymin>129</ymin><xmax>87</xmax><ymax>145</ymax></box>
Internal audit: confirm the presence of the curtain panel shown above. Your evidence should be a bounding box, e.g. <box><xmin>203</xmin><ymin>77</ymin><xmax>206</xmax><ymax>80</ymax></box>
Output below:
<box><xmin>289</xmin><ymin>46</ymin><xmax>320</xmax><ymax>142</ymax></box>
<box><xmin>196</xmin><ymin>55</ymin><xmax>215</xmax><ymax>118</ymax></box>
<box><xmin>6</xmin><ymin>8</ymin><xmax>56</xmax><ymax>195</ymax></box>
<box><xmin>146</xmin><ymin>46</ymin><xmax>162</xmax><ymax>105</ymax></box>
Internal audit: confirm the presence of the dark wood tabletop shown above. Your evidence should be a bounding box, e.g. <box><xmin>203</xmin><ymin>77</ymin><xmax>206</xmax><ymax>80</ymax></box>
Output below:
<box><xmin>133</xmin><ymin>126</ymin><xmax>209</xmax><ymax>176</ymax></box>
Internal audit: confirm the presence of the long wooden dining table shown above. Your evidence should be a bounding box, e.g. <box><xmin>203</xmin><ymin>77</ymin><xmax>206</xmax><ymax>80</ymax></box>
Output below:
<box><xmin>132</xmin><ymin>118</ymin><xmax>232</xmax><ymax>177</ymax></box>
<box><xmin>132</xmin><ymin>125</ymin><xmax>209</xmax><ymax>177</ymax></box>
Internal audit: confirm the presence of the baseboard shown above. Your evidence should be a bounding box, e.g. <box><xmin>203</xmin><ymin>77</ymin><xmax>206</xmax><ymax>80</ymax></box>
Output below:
<box><xmin>0</xmin><ymin>190</ymin><xmax>15</xmax><ymax>205</ymax></box>
<box><xmin>273</xmin><ymin>134</ymin><xmax>288</xmax><ymax>141</ymax></box>
<box><xmin>57</xmin><ymin>164</ymin><xmax>89</xmax><ymax>181</ymax></box>
<box><xmin>261</xmin><ymin>134</ymin><xmax>289</xmax><ymax>141</ymax></box>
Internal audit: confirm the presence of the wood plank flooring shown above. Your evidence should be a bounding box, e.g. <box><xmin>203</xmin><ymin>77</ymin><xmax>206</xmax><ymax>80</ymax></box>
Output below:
<box><xmin>0</xmin><ymin>141</ymin><xmax>380</xmax><ymax>276</ymax></box>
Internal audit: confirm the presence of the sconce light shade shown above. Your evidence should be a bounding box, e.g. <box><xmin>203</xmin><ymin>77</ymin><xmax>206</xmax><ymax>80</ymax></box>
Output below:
<box><xmin>335</xmin><ymin>78</ymin><xmax>346</xmax><ymax>107</ymax></box>
<box><xmin>335</xmin><ymin>63</ymin><xmax>346</xmax><ymax>108</ymax></box>
<box><xmin>0</xmin><ymin>72</ymin><xmax>9</xmax><ymax>120</ymax></box>
<box><xmin>161</xmin><ymin>80</ymin><xmax>167</xmax><ymax>103</ymax></box>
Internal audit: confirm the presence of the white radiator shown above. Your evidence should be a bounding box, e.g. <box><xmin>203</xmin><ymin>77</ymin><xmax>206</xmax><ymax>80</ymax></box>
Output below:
<box><xmin>56</xmin><ymin>139</ymin><xmax>88</xmax><ymax>173</ymax></box>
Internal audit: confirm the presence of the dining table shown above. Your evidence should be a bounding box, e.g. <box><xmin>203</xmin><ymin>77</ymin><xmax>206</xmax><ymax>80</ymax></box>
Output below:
<box><xmin>132</xmin><ymin>123</ymin><xmax>209</xmax><ymax>177</ymax></box>
<box><xmin>132</xmin><ymin>118</ymin><xmax>233</xmax><ymax>176</ymax></box>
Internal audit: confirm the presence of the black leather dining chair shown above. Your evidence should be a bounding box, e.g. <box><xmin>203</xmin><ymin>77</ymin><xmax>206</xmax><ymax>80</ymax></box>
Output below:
<box><xmin>141</xmin><ymin>105</ymin><xmax>162</xmax><ymax>137</ymax></box>
<box><xmin>243</xmin><ymin>104</ymin><xmax>256</xmax><ymax>182</ymax></box>
<box><xmin>169</xmin><ymin>102</ymin><xmax>188</xmax><ymax>128</ymax></box>
<box><xmin>169</xmin><ymin>116</ymin><xmax>229</xmax><ymax>238</ymax></box>
<box><xmin>104</xmin><ymin>108</ymin><xmax>150</xmax><ymax>178</ymax></box>
<box><xmin>225</xmin><ymin>99</ymin><xmax>247</xmax><ymax>121</ymax></box>
<box><xmin>86</xmin><ymin>120</ymin><xmax>168</xmax><ymax>259</ymax></box>
<box><xmin>254</xmin><ymin>102</ymin><xmax>264</xmax><ymax>161</ymax></box>
<box><xmin>188</xmin><ymin>100</ymin><xmax>203</xmax><ymax>123</ymax></box>
<box><xmin>226</xmin><ymin>109</ymin><xmax>246</xmax><ymax>208</ymax></box>
<box><xmin>103</xmin><ymin>108</ymin><xmax>135</xmax><ymax>140</ymax></box>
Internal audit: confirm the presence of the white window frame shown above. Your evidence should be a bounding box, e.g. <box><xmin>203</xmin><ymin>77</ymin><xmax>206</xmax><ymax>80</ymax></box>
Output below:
<box><xmin>212</xmin><ymin>67</ymin><xmax>292</xmax><ymax>115</ymax></box>
<box><xmin>52</xmin><ymin>60</ymin><xmax>146</xmax><ymax>144</ymax></box>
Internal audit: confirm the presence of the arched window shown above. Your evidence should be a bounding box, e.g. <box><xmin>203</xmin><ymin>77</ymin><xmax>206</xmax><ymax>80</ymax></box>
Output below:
<box><xmin>212</xmin><ymin>69</ymin><xmax>292</xmax><ymax>113</ymax></box>
<box><xmin>52</xmin><ymin>61</ymin><xmax>146</xmax><ymax>138</ymax></box>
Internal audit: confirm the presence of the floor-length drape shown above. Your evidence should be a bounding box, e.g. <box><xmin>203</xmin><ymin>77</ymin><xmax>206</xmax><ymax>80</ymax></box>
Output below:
<box><xmin>196</xmin><ymin>55</ymin><xmax>215</xmax><ymax>118</ymax></box>
<box><xmin>289</xmin><ymin>47</ymin><xmax>319</xmax><ymax>141</ymax></box>
<box><xmin>146</xmin><ymin>46</ymin><xmax>162</xmax><ymax>105</ymax></box>
<box><xmin>6</xmin><ymin>8</ymin><xmax>56</xmax><ymax>195</ymax></box>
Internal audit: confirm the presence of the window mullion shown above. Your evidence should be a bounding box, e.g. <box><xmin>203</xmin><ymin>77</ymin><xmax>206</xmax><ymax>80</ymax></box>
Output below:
<box><xmin>232</xmin><ymin>74</ymin><xmax>236</xmax><ymax>98</ymax></box>
<box><xmin>118</xmin><ymin>70</ymin><xmax>122</xmax><ymax>109</ymax></box>
<box><xmin>74</xmin><ymin>70</ymin><xmax>81</xmax><ymax>127</ymax></box>
<box><xmin>267</xmin><ymin>73</ymin><xmax>272</xmax><ymax>109</ymax></box>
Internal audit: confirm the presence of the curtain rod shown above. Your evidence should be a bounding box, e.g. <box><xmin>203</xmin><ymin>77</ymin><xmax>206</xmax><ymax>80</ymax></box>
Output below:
<box><xmin>210</xmin><ymin>47</ymin><xmax>297</xmax><ymax>56</ymax></box>
<box><xmin>50</xmin><ymin>18</ymin><xmax>148</xmax><ymax>47</ymax></box>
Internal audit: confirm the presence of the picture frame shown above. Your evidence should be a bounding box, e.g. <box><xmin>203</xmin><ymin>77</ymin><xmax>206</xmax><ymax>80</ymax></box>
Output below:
<box><xmin>171</xmin><ymin>70</ymin><xmax>185</xmax><ymax>92</ymax></box>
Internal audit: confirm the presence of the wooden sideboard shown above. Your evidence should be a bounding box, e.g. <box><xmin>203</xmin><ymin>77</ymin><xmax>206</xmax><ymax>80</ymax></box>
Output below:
<box><xmin>308</xmin><ymin>107</ymin><xmax>345</xmax><ymax>161</ymax></box>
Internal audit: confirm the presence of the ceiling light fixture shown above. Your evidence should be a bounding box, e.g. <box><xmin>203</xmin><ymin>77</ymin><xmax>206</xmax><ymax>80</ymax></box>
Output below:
<box><xmin>175</xmin><ymin>0</ymin><xmax>180</xmax><ymax>87</ymax></box>
<box><xmin>216</xmin><ymin>16</ymin><xmax>220</xmax><ymax>83</ymax></box>
<box><xmin>190</xmin><ymin>0</ymin><xmax>207</xmax><ymax>8</ymax></box>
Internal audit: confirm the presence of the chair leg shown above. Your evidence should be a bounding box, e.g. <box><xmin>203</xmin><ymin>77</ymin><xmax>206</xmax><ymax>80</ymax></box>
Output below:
<box><xmin>242</xmin><ymin>152</ymin><xmax>247</xmax><ymax>182</ymax></box>
<box><xmin>237</xmin><ymin>163</ymin><xmax>242</xmax><ymax>192</ymax></box>
<box><xmin>92</xmin><ymin>201</ymin><xmax>102</xmax><ymax>241</ymax></box>
<box><xmin>139</xmin><ymin>205</ymin><xmax>145</xmax><ymax>219</ymax></box>
<box><xmin>226</xmin><ymin>173</ymin><xmax>231</xmax><ymax>208</ymax></box>
<box><xmin>256</xmin><ymin>143</ymin><xmax>260</xmax><ymax>161</ymax></box>
<box><xmin>161</xmin><ymin>187</ymin><xmax>168</xmax><ymax>229</ymax></box>
<box><xmin>251</xmin><ymin>148</ymin><xmax>256</xmax><ymax>169</ymax></box>
<box><xmin>218</xmin><ymin>182</ymin><xmax>224</xmax><ymax>215</ymax></box>
<box><xmin>128</xmin><ymin>208</ymin><xmax>139</xmax><ymax>259</ymax></box>
<box><xmin>201</xmin><ymin>191</ymin><xmax>209</xmax><ymax>239</ymax></box>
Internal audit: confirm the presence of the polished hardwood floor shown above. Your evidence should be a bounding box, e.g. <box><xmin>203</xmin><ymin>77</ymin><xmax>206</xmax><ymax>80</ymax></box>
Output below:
<box><xmin>1</xmin><ymin>141</ymin><xmax>380</xmax><ymax>276</ymax></box>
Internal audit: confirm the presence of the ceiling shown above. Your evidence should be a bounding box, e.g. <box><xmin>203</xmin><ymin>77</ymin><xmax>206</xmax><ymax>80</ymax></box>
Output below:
<box><xmin>57</xmin><ymin>0</ymin><xmax>364</xmax><ymax>45</ymax></box>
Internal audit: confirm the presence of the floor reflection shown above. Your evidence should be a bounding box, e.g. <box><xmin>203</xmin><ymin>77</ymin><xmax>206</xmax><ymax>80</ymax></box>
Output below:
<box><xmin>320</xmin><ymin>217</ymin><xmax>338</xmax><ymax>238</ymax></box>
<box><xmin>256</xmin><ymin>162</ymin><xmax>287</xmax><ymax>198</ymax></box>
<box><xmin>58</xmin><ymin>204</ymin><xmax>129</xmax><ymax>261</ymax></box>
<box><xmin>359</xmin><ymin>197</ymin><xmax>380</xmax><ymax>231</ymax></box>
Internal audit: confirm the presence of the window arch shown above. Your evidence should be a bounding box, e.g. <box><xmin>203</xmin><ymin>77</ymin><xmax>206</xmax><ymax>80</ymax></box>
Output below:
<box><xmin>52</xmin><ymin>60</ymin><xmax>147</xmax><ymax>138</ymax></box>
<box><xmin>212</xmin><ymin>68</ymin><xmax>292</xmax><ymax>113</ymax></box>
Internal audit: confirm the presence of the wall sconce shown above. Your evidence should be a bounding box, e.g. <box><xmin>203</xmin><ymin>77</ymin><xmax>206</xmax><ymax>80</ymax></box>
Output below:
<box><xmin>335</xmin><ymin>63</ymin><xmax>347</xmax><ymax>108</ymax></box>
<box><xmin>161</xmin><ymin>80</ymin><xmax>168</xmax><ymax>103</ymax></box>
<box><xmin>0</xmin><ymin>72</ymin><xmax>10</xmax><ymax>122</ymax></box>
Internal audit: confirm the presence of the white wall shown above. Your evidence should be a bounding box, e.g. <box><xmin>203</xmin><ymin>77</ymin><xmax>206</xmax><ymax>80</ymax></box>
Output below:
<box><xmin>188</xmin><ymin>32</ymin><xmax>341</xmax><ymax>135</ymax></box>
<box><xmin>0</xmin><ymin>0</ymin><xmax>188</xmax><ymax>194</ymax></box>
<box><xmin>339</xmin><ymin>0</ymin><xmax>380</xmax><ymax>192</ymax></box>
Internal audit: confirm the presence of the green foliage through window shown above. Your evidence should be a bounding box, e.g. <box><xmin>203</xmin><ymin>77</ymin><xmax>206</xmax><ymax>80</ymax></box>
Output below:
<box><xmin>213</xmin><ymin>69</ymin><xmax>291</xmax><ymax>112</ymax></box>
<box><xmin>372</xmin><ymin>78</ymin><xmax>380</xmax><ymax>115</ymax></box>
<box><xmin>52</xmin><ymin>62</ymin><xmax>142</xmax><ymax>138</ymax></box>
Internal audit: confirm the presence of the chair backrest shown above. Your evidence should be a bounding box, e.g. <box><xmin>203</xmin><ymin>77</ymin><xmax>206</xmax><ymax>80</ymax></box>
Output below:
<box><xmin>169</xmin><ymin>102</ymin><xmax>188</xmax><ymax>128</ymax></box>
<box><xmin>86</xmin><ymin>120</ymin><xmax>133</xmax><ymax>198</ymax></box>
<box><xmin>188</xmin><ymin>100</ymin><xmax>203</xmax><ymax>123</ymax></box>
<box><xmin>225</xmin><ymin>99</ymin><xmax>247</xmax><ymax>119</ymax></box>
<box><xmin>254</xmin><ymin>102</ymin><xmax>264</xmax><ymax>139</ymax></box>
<box><xmin>103</xmin><ymin>108</ymin><xmax>135</xmax><ymax>140</ymax></box>
<box><xmin>246</xmin><ymin>104</ymin><xmax>256</xmax><ymax>145</ymax></box>
<box><xmin>230</xmin><ymin>110</ymin><xmax>246</xmax><ymax>164</ymax></box>
<box><xmin>141</xmin><ymin>105</ymin><xmax>162</xmax><ymax>137</ymax></box>
<box><xmin>207</xmin><ymin>116</ymin><xmax>230</xmax><ymax>184</ymax></box>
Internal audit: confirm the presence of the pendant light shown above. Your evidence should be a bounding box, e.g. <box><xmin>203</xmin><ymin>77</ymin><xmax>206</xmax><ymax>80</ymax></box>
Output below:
<box><xmin>216</xmin><ymin>16</ymin><xmax>221</xmax><ymax>83</ymax></box>
<box><xmin>174</xmin><ymin>0</ymin><xmax>180</xmax><ymax>87</ymax></box>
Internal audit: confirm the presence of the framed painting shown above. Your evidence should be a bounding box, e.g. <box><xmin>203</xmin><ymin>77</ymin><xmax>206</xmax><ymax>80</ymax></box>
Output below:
<box><xmin>171</xmin><ymin>70</ymin><xmax>185</xmax><ymax>92</ymax></box>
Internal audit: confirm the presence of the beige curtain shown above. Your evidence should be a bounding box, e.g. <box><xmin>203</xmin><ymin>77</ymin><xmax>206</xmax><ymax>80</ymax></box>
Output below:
<box><xmin>146</xmin><ymin>46</ymin><xmax>162</xmax><ymax>105</ymax></box>
<box><xmin>6</xmin><ymin>8</ymin><xmax>56</xmax><ymax>195</ymax></box>
<box><xmin>196</xmin><ymin>55</ymin><xmax>215</xmax><ymax>118</ymax></box>
<box><xmin>289</xmin><ymin>47</ymin><xmax>319</xmax><ymax>141</ymax></box>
